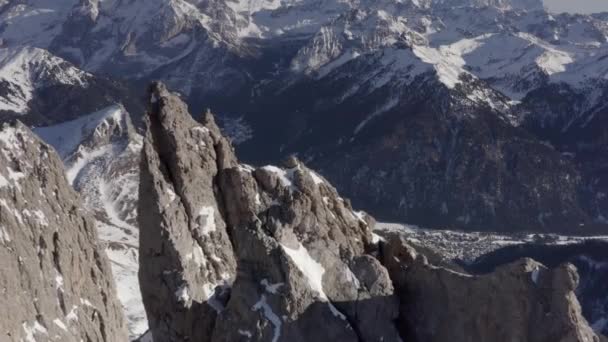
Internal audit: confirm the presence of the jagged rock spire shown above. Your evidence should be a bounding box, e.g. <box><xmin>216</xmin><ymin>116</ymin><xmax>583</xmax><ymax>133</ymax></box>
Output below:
<box><xmin>139</xmin><ymin>83</ymin><xmax>399</xmax><ymax>341</ymax></box>
<box><xmin>139</xmin><ymin>82</ymin><xmax>238</xmax><ymax>341</ymax></box>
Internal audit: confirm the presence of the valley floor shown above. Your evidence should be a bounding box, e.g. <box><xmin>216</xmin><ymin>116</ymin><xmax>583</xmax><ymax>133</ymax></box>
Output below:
<box><xmin>376</xmin><ymin>222</ymin><xmax>608</xmax><ymax>264</ymax></box>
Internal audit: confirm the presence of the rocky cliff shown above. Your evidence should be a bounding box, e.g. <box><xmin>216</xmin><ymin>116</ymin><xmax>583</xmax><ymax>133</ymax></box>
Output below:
<box><xmin>138</xmin><ymin>82</ymin><xmax>603</xmax><ymax>342</ymax></box>
<box><xmin>468</xmin><ymin>240</ymin><xmax>608</xmax><ymax>336</ymax></box>
<box><xmin>0</xmin><ymin>121</ymin><xmax>127</xmax><ymax>341</ymax></box>
<box><xmin>139</xmin><ymin>82</ymin><xmax>239</xmax><ymax>341</ymax></box>
<box><xmin>382</xmin><ymin>233</ymin><xmax>602</xmax><ymax>342</ymax></box>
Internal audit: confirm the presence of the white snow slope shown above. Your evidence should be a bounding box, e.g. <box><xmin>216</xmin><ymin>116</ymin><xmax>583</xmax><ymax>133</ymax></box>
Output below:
<box><xmin>0</xmin><ymin>47</ymin><xmax>90</xmax><ymax>114</ymax></box>
<box><xmin>35</xmin><ymin>105</ymin><xmax>147</xmax><ymax>339</ymax></box>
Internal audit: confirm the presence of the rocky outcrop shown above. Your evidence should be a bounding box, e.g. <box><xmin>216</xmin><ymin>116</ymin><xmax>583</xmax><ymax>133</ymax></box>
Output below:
<box><xmin>212</xmin><ymin>153</ymin><xmax>399</xmax><ymax>342</ymax></box>
<box><xmin>381</xmin><ymin>233</ymin><xmax>602</xmax><ymax>342</ymax></box>
<box><xmin>0</xmin><ymin>121</ymin><xmax>127</xmax><ymax>341</ymax></box>
<box><xmin>139</xmin><ymin>83</ymin><xmax>239</xmax><ymax>341</ymax></box>
<box><xmin>139</xmin><ymin>82</ymin><xmax>399</xmax><ymax>341</ymax></box>
<box><xmin>138</xmin><ymin>82</ymin><xmax>603</xmax><ymax>342</ymax></box>
<box><xmin>467</xmin><ymin>240</ymin><xmax>608</xmax><ymax>337</ymax></box>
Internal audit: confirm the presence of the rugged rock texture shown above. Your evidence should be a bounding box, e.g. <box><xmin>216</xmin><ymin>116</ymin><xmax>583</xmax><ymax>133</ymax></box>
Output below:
<box><xmin>138</xmin><ymin>83</ymin><xmax>602</xmax><ymax>342</ymax></box>
<box><xmin>212</xmin><ymin>153</ymin><xmax>399</xmax><ymax>342</ymax></box>
<box><xmin>468</xmin><ymin>240</ymin><xmax>608</xmax><ymax>336</ymax></box>
<box><xmin>0</xmin><ymin>121</ymin><xmax>127</xmax><ymax>341</ymax></box>
<box><xmin>139</xmin><ymin>83</ymin><xmax>238</xmax><ymax>341</ymax></box>
<box><xmin>139</xmin><ymin>82</ymin><xmax>399</xmax><ymax>341</ymax></box>
<box><xmin>382</xmin><ymin>233</ymin><xmax>603</xmax><ymax>342</ymax></box>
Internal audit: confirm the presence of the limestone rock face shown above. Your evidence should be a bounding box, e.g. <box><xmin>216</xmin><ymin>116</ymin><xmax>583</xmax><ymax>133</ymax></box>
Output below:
<box><xmin>139</xmin><ymin>82</ymin><xmax>400</xmax><ymax>342</ymax></box>
<box><xmin>212</xmin><ymin>152</ymin><xmax>400</xmax><ymax>342</ymax></box>
<box><xmin>138</xmin><ymin>82</ymin><xmax>602</xmax><ymax>342</ymax></box>
<box><xmin>139</xmin><ymin>83</ymin><xmax>238</xmax><ymax>341</ymax></box>
<box><xmin>0</xmin><ymin>121</ymin><xmax>127</xmax><ymax>341</ymax></box>
<box><xmin>382</xmin><ymin>233</ymin><xmax>602</xmax><ymax>342</ymax></box>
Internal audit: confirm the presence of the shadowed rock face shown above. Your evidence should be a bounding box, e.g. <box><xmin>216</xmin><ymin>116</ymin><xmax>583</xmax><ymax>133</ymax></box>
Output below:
<box><xmin>0</xmin><ymin>121</ymin><xmax>127</xmax><ymax>341</ymax></box>
<box><xmin>239</xmin><ymin>70</ymin><xmax>591</xmax><ymax>234</ymax></box>
<box><xmin>381</xmin><ymin>233</ymin><xmax>602</xmax><ymax>342</ymax></box>
<box><xmin>138</xmin><ymin>82</ymin><xmax>602</xmax><ymax>342</ymax></box>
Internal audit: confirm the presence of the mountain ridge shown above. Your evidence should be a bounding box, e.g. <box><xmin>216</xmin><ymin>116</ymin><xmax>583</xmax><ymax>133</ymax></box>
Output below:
<box><xmin>136</xmin><ymin>81</ymin><xmax>604</xmax><ymax>342</ymax></box>
<box><xmin>2</xmin><ymin>0</ymin><xmax>608</xmax><ymax>231</ymax></box>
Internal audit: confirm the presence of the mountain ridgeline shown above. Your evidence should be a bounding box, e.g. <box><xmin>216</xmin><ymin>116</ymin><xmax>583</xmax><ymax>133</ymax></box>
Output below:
<box><xmin>1</xmin><ymin>0</ymin><xmax>608</xmax><ymax>340</ymax></box>
<box><xmin>135</xmin><ymin>82</ymin><xmax>605</xmax><ymax>342</ymax></box>
<box><xmin>0</xmin><ymin>81</ymin><xmax>606</xmax><ymax>341</ymax></box>
<box><xmin>2</xmin><ymin>0</ymin><xmax>608</xmax><ymax>232</ymax></box>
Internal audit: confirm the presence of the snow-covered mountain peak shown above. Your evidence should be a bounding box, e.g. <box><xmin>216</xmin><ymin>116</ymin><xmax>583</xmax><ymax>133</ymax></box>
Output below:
<box><xmin>34</xmin><ymin>104</ymin><xmax>134</xmax><ymax>158</ymax></box>
<box><xmin>0</xmin><ymin>47</ymin><xmax>90</xmax><ymax>114</ymax></box>
<box><xmin>4</xmin><ymin>0</ymin><xmax>599</xmax><ymax>100</ymax></box>
<box><xmin>430</xmin><ymin>0</ymin><xmax>544</xmax><ymax>11</ymax></box>
<box><xmin>72</xmin><ymin>0</ymin><xmax>100</xmax><ymax>21</ymax></box>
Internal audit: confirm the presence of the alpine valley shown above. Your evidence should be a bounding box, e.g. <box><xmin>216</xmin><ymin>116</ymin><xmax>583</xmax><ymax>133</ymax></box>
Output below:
<box><xmin>1</xmin><ymin>0</ymin><xmax>608</xmax><ymax>341</ymax></box>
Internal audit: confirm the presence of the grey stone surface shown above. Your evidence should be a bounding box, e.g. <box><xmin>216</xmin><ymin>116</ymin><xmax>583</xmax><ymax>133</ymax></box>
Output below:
<box><xmin>212</xmin><ymin>155</ymin><xmax>400</xmax><ymax>342</ymax></box>
<box><xmin>0</xmin><ymin>121</ymin><xmax>127</xmax><ymax>341</ymax></box>
<box><xmin>139</xmin><ymin>82</ymin><xmax>238</xmax><ymax>341</ymax></box>
<box><xmin>139</xmin><ymin>82</ymin><xmax>399</xmax><ymax>342</ymax></box>
<box><xmin>138</xmin><ymin>82</ymin><xmax>603</xmax><ymax>342</ymax></box>
<box><xmin>382</xmin><ymin>233</ymin><xmax>603</xmax><ymax>342</ymax></box>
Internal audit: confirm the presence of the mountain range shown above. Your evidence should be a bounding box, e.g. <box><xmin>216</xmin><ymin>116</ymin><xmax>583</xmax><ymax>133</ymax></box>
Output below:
<box><xmin>2</xmin><ymin>0</ymin><xmax>608</xmax><ymax>340</ymax></box>
<box><xmin>2</xmin><ymin>0</ymin><xmax>608</xmax><ymax>233</ymax></box>
<box><xmin>1</xmin><ymin>77</ymin><xmax>607</xmax><ymax>341</ymax></box>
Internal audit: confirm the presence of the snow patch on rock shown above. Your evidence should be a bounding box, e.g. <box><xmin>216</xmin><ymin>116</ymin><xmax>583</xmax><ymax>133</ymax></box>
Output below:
<box><xmin>252</xmin><ymin>295</ymin><xmax>282</xmax><ymax>342</ymax></box>
<box><xmin>196</xmin><ymin>206</ymin><xmax>216</xmax><ymax>235</ymax></box>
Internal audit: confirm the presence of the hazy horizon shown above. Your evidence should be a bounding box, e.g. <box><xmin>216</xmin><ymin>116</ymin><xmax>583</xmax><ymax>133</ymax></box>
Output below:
<box><xmin>544</xmin><ymin>0</ymin><xmax>608</xmax><ymax>14</ymax></box>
